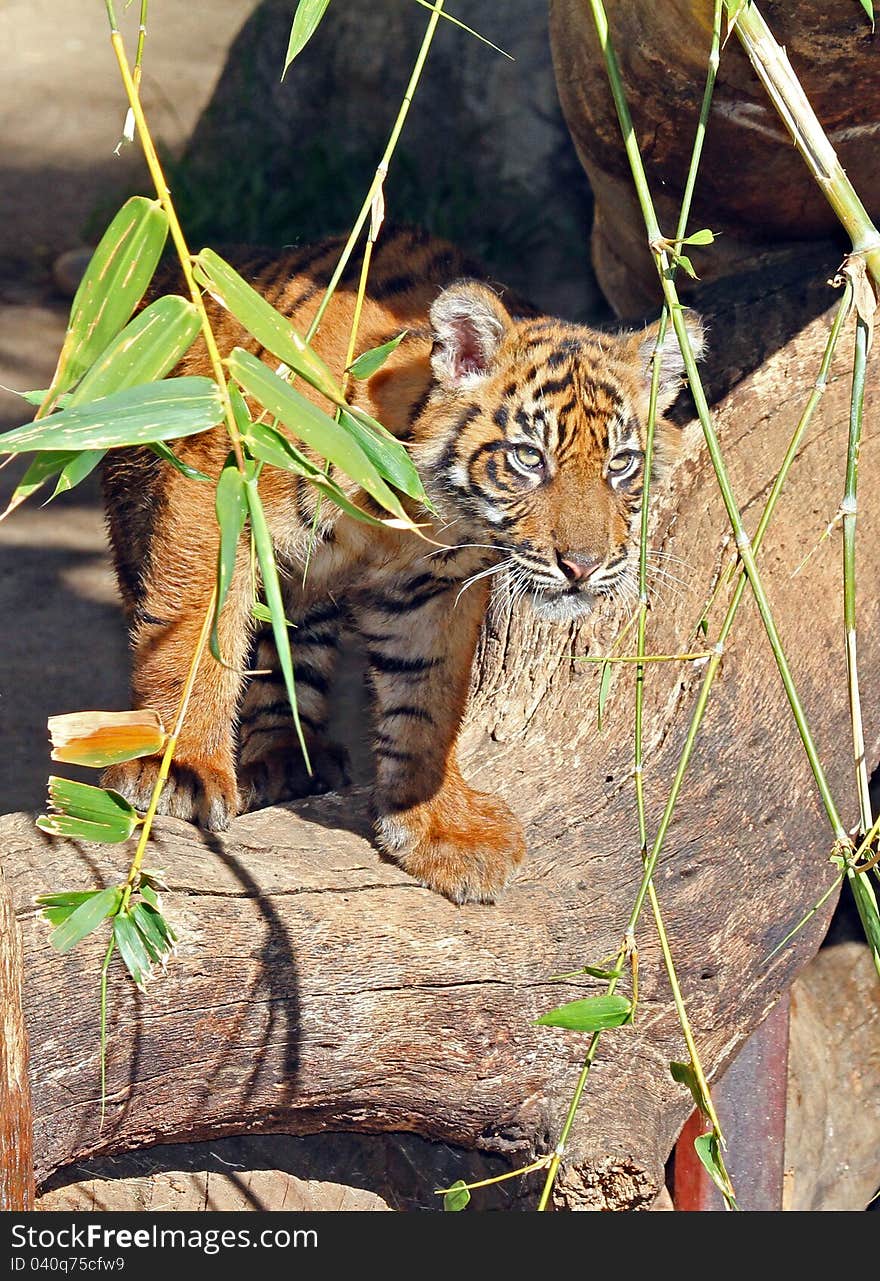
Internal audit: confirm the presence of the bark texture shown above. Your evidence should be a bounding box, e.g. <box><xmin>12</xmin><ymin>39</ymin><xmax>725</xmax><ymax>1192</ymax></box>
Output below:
<box><xmin>3</xmin><ymin>246</ymin><xmax>878</xmax><ymax>1210</ymax></box>
<box><xmin>0</xmin><ymin>866</ymin><xmax>34</xmax><ymax>1210</ymax></box>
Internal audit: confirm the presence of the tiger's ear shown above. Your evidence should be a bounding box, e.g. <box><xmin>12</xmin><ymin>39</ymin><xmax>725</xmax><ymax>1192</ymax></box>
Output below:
<box><xmin>429</xmin><ymin>281</ymin><xmax>511</xmax><ymax>388</ymax></box>
<box><xmin>630</xmin><ymin>309</ymin><xmax>706</xmax><ymax>412</ymax></box>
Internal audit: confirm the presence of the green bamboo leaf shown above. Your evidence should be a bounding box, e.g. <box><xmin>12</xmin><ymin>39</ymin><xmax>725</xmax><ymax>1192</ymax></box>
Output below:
<box><xmin>252</xmin><ymin>602</ymin><xmax>295</xmax><ymax>628</ymax></box>
<box><xmin>50</xmin><ymin>197</ymin><xmax>169</xmax><ymax>398</ymax></box>
<box><xmin>38</xmin><ymin>776</ymin><xmax>140</xmax><ymax>844</ymax></box>
<box><xmin>597</xmin><ymin>661</ymin><xmax>612</xmax><ymax>730</ymax></box>
<box><xmin>536</xmin><ymin>993</ymin><xmax>632</xmax><ymax>1032</ymax></box>
<box><xmin>341</xmin><ymin>407</ymin><xmax>429</xmax><ymax>505</ymax></box>
<box><xmin>47</xmin><ymin>886</ymin><xmax>123</xmax><ymax>953</ymax></box>
<box><xmin>244</xmin><ymin>473</ymin><xmax>311</xmax><ymax>772</ymax></box>
<box><xmin>19</xmin><ymin>389</ymin><xmax>52</xmax><ymax>407</ymax></box>
<box><xmin>212</xmin><ymin>453</ymin><xmax>250</xmax><ymax>661</ymax></box>
<box><xmin>0</xmin><ymin>378</ymin><xmax>223</xmax><ymax>454</ymax></box>
<box><xmin>858</xmin><ymin>0</ymin><xmax>875</xmax><ymax>31</ymax></box>
<box><xmin>282</xmin><ymin>0</ymin><xmax>332</xmax><ymax>77</ymax></box>
<box><xmin>694</xmin><ymin>1133</ymin><xmax>736</xmax><ymax>1205</ymax></box>
<box><xmin>550</xmin><ymin>963</ymin><xmax>624</xmax><ymax>981</ymax></box>
<box><xmin>681</xmin><ymin>228</ymin><xmax>715</xmax><ymax>247</ymax></box>
<box><xmin>672</xmin><ymin>252</ymin><xmax>698</xmax><ymax>280</ymax></box>
<box><xmin>49</xmin><ymin>450</ymin><xmax>106</xmax><ymax>500</ymax></box>
<box><xmin>193</xmin><ymin>249</ymin><xmax>342</xmax><ymax>403</ymax></box>
<box><xmin>346</xmin><ymin>332</ymin><xmax>408</xmax><ymax>380</ymax></box>
<box><xmin>849</xmin><ymin>872</ymin><xmax>880</xmax><ymax>977</ymax></box>
<box><xmin>0</xmin><ymin>452</ymin><xmax>79</xmax><ymax>521</ymax></box>
<box><xmin>227</xmin><ymin>348</ymin><xmax>410</xmax><ymax>521</ymax></box>
<box><xmin>69</xmin><ymin>295</ymin><xmax>201</xmax><ymax>407</ymax></box>
<box><xmin>37</xmin><ymin>890</ymin><xmax>107</xmax><ymax>928</ymax></box>
<box><xmin>132</xmin><ymin>901</ymin><xmax>174</xmax><ymax>963</ymax></box>
<box><xmin>442</xmin><ymin>1180</ymin><xmax>471</xmax><ymax>1212</ymax></box>
<box><xmin>241</xmin><ymin>417</ymin><xmax>391</xmax><ymax>527</ymax></box>
<box><xmin>149</xmin><ymin>441</ymin><xmax>211</xmax><ymax>482</ymax></box>
<box><xmin>412</xmin><ymin>1</ymin><xmax>513</xmax><ymax>58</ymax></box>
<box><xmin>113</xmin><ymin>910</ymin><xmax>153</xmax><ymax>988</ymax></box>
<box><xmin>242</xmin><ymin>418</ymin><xmax>319</xmax><ymax>476</ymax></box>
<box><xmin>670</xmin><ymin>1060</ymin><xmax>709</xmax><ymax>1115</ymax></box>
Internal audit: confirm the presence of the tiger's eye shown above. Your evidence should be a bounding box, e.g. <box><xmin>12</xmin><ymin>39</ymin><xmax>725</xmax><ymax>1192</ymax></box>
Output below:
<box><xmin>607</xmin><ymin>451</ymin><xmax>639</xmax><ymax>478</ymax></box>
<box><xmin>512</xmin><ymin>444</ymin><xmax>544</xmax><ymax>470</ymax></box>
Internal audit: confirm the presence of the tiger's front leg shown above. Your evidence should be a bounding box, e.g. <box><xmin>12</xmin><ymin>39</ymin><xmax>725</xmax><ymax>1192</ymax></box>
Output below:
<box><xmin>358</xmin><ymin>573</ymin><xmax>525</xmax><ymax>904</ymax></box>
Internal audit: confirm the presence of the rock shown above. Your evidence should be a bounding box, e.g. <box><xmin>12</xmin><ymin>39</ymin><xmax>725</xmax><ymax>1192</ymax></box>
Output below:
<box><xmin>178</xmin><ymin>0</ymin><xmax>604</xmax><ymax>322</ymax></box>
<box><xmin>549</xmin><ymin>0</ymin><xmax>880</xmax><ymax>316</ymax></box>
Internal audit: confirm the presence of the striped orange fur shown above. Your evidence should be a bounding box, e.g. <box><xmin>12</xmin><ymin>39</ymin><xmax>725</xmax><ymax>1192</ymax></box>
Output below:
<box><xmin>102</xmin><ymin>228</ymin><xmax>703</xmax><ymax>903</ymax></box>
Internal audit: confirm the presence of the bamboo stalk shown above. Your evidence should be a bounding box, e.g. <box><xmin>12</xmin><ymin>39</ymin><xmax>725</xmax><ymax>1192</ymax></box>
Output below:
<box><xmin>728</xmin><ymin>2</ymin><xmax>880</xmax><ymax>291</ymax></box>
<box><xmin>842</xmin><ymin>316</ymin><xmax>873</xmax><ymax>835</ymax></box>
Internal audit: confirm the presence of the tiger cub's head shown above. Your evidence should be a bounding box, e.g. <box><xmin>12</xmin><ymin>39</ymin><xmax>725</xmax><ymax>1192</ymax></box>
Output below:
<box><xmin>415</xmin><ymin>281</ymin><xmax>704</xmax><ymax>621</ymax></box>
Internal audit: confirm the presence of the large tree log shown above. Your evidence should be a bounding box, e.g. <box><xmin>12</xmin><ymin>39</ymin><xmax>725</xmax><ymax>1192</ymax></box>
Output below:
<box><xmin>4</xmin><ymin>246</ymin><xmax>878</xmax><ymax>1210</ymax></box>
<box><xmin>549</xmin><ymin>0</ymin><xmax>880</xmax><ymax>317</ymax></box>
<box><xmin>0</xmin><ymin>867</ymin><xmax>33</xmax><ymax>1210</ymax></box>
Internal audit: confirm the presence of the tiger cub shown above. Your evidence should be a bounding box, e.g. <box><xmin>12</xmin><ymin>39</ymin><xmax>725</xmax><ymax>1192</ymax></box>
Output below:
<box><xmin>102</xmin><ymin>228</ymin><xmax>702</xmax><ymax>903</ymax></box>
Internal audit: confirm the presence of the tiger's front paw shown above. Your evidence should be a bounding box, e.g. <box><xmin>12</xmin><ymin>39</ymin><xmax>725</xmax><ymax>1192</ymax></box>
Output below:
<box><xmin>102</xmin><ymin>754</ymin><xmax>239</xmax><ymax>832</ymax></box>
<box><xmin>375</xmin><ymin>790</ymin><xmax>526</xmax><ymax>904</ymax></box>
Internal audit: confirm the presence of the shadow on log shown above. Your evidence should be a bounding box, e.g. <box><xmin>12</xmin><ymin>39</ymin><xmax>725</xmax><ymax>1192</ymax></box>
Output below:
<box><xmin>3</xmin><ymin>243</ymin><xmax>878</xmax><ymax>1211</ymax></box>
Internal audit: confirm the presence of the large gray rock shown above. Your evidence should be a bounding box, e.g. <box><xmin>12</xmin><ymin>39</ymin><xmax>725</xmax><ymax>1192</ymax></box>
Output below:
<box><xmin>178</xmin><ymin>0</ymin><xmax>604</xmax><ymax>321</ymax></box>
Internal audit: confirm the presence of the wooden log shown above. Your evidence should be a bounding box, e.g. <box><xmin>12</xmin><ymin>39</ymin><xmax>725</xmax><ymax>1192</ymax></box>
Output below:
<box><xmin>549</xmin><ymin>0</ymin><xmax>880</xmax><ymax>316</ymax></box>
<box><xmin>1</xmin><ymin>866</ymin><xmax>34</xmax><ymax>1210</ymax></box>
<box><xmin>4</xmin><ymin>246</ymin><xmax>878</xmax><ymax>1210</ymax></box>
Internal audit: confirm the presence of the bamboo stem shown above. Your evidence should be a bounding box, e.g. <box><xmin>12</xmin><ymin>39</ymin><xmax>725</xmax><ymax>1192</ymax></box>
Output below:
<box><xmin>843</xmin><ymin>317</ymin><xmax>872</xmax><ymax>835</ymax></box>
<box><xmin>728</xmin><ymin>2</ymin><xmax>880</xmax><ymax>289</ymax></box>
<box><xmin>305</xmin><ymin>0</ymin><xmax>446</xmax><ymax>344</ymax></box>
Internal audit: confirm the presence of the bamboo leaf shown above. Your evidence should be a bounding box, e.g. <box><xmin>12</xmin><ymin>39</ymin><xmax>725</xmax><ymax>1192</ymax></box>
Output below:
<box><xmin>597</xmin><ymin>661</ymin><xmax>612</xmax><ymax>730</ymax></box>
<box><xmin>0</xmin><ymin>378</ymin><xmax>224</xmax><ymax>454</ymax></box>
<box><xmin>244</xmin><ymin>474</ymin><xmax>311</xmax><ymax>772</ymax></box>
<box><xmin>442</xmin><ymin>1180</ymin><xmax>471</xmax><ymax>1212</ymax></box>
<box><xmin>113</xmin><ymin>910</ymin><xmax>153</xmax><ymax>988</ymax></box>
<box><xmin>48</xmin><ymin>710</ymin><xmax>167</xmax><ymax>768</ymax></box>
<box><xmin>346</xmin><ymin>332</ymin><xmax>407</xmax><ymax>379</ymax></box>
<box><xmin>37</xmin><ymin>889</ymin><xmax>109</xmax><ymax>927</ymax></box>
<box><xmin>849</xmin><ymin>872</ymin><xmax>880</xmax><ymax>978</ymax></box>
<box><xmin>282</xmin><ymin>0</ymin><xmax>331</xmax><ymax>77</ymax></box>
<box><xmin>672</xmin><ymin>252</ymin><xmax>698</xmax><ymax>280</ymax></box>
<box><xmin>0</xmin><ymin>452</ymin><xmax>80</xmax><ymax>521</ymax></box>
<box><xmin>212</xmin><ymin>454</ymin><xmax>250</xmax><ymax>661</ymax></box>
<box><xmin>132</xmin><ymin>901</ymin><xmax>174</xmax><ymax>963</ymax></box>
<box><xmin>38</xmin><ymin>776</ymin><xmax>140</xmax><ymax>844</ymax></box>
<box><xmin>694</xmin><ymin>1133</ymin><xmax>736</xmax><ymax>1206</ymax></box>
<box><xmin>341</xmin><ymin>407</ymin><xmax>429</xmax><ymax>505</ymax></box>
<box><xmin>149</xmin><ymin>441</ymin><xmax>211</xmax><ymax>482</ymax></box>
<box><xmin>670</xmin><ymin>1060</ymin><xmax>709</xmax><ymax>1115</ymax></box>
<box><xmin>242</xmin><ymin>417</ymin><xmax>319</xmax><ymax>476</ymax></box>
<box><xmin>857</xmin><ymin>0</ymin><xmax>875</xmax><ymax>31</ymax></box>
<box><xmin>193</xmin><ymin>249</ymin><xmax>342</xmax><ymax>403</ymax></box>
<box><xmin>50</xmin><ymin>197</ymin><xmax>169</xmax><ymax>398</ymax></box>
<box><xmin>49</xmin><ymin>450</ymin><xmax>106</xmax><ymax>500</ymax></box>
<box><xmin>227</xmin><ymin>348</ymin><xmax>410</xmax><ymax>521</ymax></box>
<box><xmin>536</xmin><ymin>994</ymin><xmax>632</xmax><ymax>1032</ymax></box>
<box><xmin>68</xmin><ymin>295</ymin><xmax>201</xmax><ymax>407</ymax></box>
<box><xmin>681</xmin><ymin>228</ymin><xmax>715</xmax><ymax>246</ymax></box>
<box><xmin>47</xmin><ymin>886</ymin><xmax>123</xmax><ymax>953</ymax></box>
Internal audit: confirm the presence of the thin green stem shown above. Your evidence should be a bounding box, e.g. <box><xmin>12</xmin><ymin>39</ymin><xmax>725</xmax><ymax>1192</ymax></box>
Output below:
<box><xmin>590</xmin><ymin>0</ymin><xmax>848</xmax><ymax>843</ymax></box>
<box><xmin>120</xmin><ymin>590</ymin><xmax>217</xmax><ymax>908</ymax></box>
<box><xmin>305</xmin><ymin>0</ymin><xmax>446</xmax><ymax>344</ymax></box>
<box><xmin>108</xmin><ymin>30</ymin><xmax>246</xmax><ymax>474</ymax></box>
<box><xmin>843</xmin><ymin>316</ymin><xmax>872</xmax><ymax>835</ymax></box>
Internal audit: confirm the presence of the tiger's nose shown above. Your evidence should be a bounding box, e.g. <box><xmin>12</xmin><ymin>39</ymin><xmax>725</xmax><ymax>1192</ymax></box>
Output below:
<box><xmin>556</xmin><ymin>551</ymin><xmax>601</xmax><ymax>583</ymax></box>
